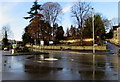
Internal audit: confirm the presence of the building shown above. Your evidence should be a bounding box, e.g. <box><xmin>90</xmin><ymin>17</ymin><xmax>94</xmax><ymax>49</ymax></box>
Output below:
<box><xmin>110</xmin><ymin>26</ymin><xmax>120</xmax><ymax>45</ymax></box>
<box><xmin>117</xmin><ymin>27</ymin><xmax>120</xmax><ymax>44</ymax></box>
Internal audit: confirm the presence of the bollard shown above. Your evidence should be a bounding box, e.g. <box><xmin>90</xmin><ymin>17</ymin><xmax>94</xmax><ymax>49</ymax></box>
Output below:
<box><xmin>12</xmin><ymin>49</ymin><xmax>15</xmax><ymax>54</ymax></box>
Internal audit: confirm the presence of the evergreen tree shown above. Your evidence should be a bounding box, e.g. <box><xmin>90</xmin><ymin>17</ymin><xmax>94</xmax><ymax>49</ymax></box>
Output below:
<box><xmin>22</xmin><ymin>26</ymin><xmax>32</xmax><ymax>45</ymax></box>
<box><xmin>66</xmin><ymin>28</ymin><xmax>70</xmax><ymax>37</ymax></box>
<box><xmin>23</xmin><ymin>1</ymin><xmax>44</xmax><ymax>45</ymax></box>
<box><xmin>69</xmin><ymin>25</ymin><xmax>76</xmax><ymax>37</ymax></box>
<box><xmin>55</xmin><ymin>26</ymin><xmax>64</xmax><ymax>40</ymax></box>
<box><xmin>2</xmin><ymin>30</ymin><xmax>9</xmax><ymax>49</ymax></box>
<box><xmin>24</xmin><ymin>0</ymin><xmax>43</xmax><ymax>22</ymax></box>
<box><xmin>84</xmin><ymin>14</ymin><xmax>106</xmax><ymax>45</ymax></box>
<box><xmin>105</xmin><ymin>29</ymin><xmax>113</xmax><ymax>39</ymax></box>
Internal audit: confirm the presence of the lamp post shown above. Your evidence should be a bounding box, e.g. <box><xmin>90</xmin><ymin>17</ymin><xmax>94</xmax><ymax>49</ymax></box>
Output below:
<box><xmin>92</xmin><ymin>8</ymin><xmax>95</xmax><ymax>54</ymax></box>
<box><xmin>92</xmin><ymin>8</ymin><xmax>95</xmax><ymax>80</ymax></box>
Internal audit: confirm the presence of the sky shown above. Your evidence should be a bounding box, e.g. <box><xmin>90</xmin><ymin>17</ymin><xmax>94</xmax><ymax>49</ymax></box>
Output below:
<box><xmin>0</xmin><ymin>0</ymin><xmax>119</xmax><ymax>41</ymax></box>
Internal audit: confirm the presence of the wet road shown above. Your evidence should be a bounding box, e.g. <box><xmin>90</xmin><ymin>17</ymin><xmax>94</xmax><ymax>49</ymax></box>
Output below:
<box><xmin>2</xmin><ymin>42</ymin><xmax>120</xmax><ymax>80</ymax></box>
<box><xmin>107</xmin><ymin>42</ymin><xmax>119</xmax><ymax>54</ymax></box>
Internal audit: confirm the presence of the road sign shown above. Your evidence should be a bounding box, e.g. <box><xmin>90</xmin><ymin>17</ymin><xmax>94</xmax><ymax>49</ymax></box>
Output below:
<box><xmin>12</xmin><ymin>44</ymin><xmax>17</xmax><ymax>48</ymax></box>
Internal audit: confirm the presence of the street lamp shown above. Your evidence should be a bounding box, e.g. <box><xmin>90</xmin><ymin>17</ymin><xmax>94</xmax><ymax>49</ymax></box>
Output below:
<box><xmin>92</xmin><ymin>8</ymin><xmax>95</xmax><ymax>54</ymax></box>
<box><xmin>92</xmin><ymin>8</ymin><xmax>95</xmax><ymax>80</ymax></box>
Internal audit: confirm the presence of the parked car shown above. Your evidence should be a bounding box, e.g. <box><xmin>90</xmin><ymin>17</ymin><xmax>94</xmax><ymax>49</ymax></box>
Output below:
<box><xmin>4</xmin><ymin>47</ymin><xmax>9</xmax><ymax>51</ymax></box>
<box><xmin>119</xmin><ymin>48</ymin><xmax>120</xmax><ymax>53</ymax></box>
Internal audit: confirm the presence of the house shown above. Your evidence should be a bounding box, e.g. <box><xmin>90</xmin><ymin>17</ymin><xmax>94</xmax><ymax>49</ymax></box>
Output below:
<box><xmin>110</xmin><ymin>25</ymin><xmax>120</xmax><ymax>45</ymax></box>
<box><xmin>117</xmin><ymin>27</ymin><xmax>120</xmax><ymax>44</ymax></box>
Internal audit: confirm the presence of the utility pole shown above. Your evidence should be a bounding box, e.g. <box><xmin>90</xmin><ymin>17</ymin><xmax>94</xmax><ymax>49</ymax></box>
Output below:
<box><xmin>92</xmin><ymin>8</ymin><xmax>95</xmax><ymax>54</ymax></box>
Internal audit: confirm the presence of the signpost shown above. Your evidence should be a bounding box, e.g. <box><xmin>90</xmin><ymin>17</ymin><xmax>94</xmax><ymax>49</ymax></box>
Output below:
<box><xmin>12</xmin><ymin>44</ymin><xmax>17</xmax><ymax>54</ymax></box>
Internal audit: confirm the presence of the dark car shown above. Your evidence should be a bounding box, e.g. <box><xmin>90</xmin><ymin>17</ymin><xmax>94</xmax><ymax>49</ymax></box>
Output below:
<box><xmin>119</xmin><ymin>48</ymin><xmax>120</xmax><ymax>53</ymax></box>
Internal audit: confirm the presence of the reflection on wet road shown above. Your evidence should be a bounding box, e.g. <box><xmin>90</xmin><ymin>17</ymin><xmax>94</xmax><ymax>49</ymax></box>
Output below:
<box><xmin>2</xmin><ymin>42</ymin><xmax>120</xmax><ymax>80</ymax></box>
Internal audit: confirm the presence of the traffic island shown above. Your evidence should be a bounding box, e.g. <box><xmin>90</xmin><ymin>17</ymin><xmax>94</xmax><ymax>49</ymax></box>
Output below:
<box><xmin>26</xmin><ymin>45</ymin><xmax>107</xmax><ymax>51</ymax></box>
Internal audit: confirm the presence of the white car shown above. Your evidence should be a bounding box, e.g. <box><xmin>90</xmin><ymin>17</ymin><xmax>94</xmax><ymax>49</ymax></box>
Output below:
<box><xmin>4</xmin><ymin>47</ymin><xmax>9</xmax><ymax>51</ymax></box>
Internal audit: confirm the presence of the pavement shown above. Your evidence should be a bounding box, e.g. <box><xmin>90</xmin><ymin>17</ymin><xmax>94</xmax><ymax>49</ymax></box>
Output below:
<box><xmin>107</xmin><ymin>42</ymin><xmax>120</xmax><ymax>54</ymax></box>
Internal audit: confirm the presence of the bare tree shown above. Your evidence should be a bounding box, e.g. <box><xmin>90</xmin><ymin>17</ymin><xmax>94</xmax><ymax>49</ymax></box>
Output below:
<box><xmin>103</xmin><ymin>18</ymin><xmax>112</xmax><ymax>32</ymax></box>
<box><xmin>1</xmin><ymin>25</ymin><xmax>13</xmax><ymax>39</ymax></box>
<box><xmin>42</xmin><ymin>2</ymin><xmax>62</xmax><ymax>27</ymax></box>
<box><xmin>42</xmin><ymin>2</ymin><xmax>62</xmax><ymax>41</ymax></box>
<box><xmin>111</xmin><ymin>18</ymin><xmax>118</xmax><ymax>26</ymax></box>
<box><xmin>71</xmin><ymin>1</ymin><xmax>91</xmax><ymax>45</ymax></box>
